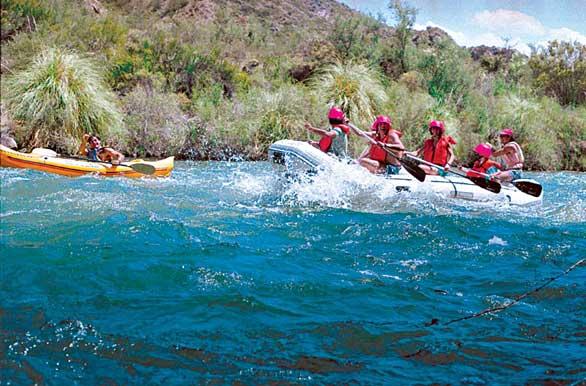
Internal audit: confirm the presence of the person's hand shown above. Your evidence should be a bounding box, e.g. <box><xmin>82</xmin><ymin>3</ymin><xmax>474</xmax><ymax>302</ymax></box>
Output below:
<box><xmin>82</xmin><ymin>134</ymin><xmax>90</xmax><ymax>141</ymax></box>
<box><xmin>110</xmin><ymin>159</ymin><xmax>120</xmax><ymax>166</ymax></box>
<box><xmin>304</xmin><ymin>123</ymin><xmax>312</xmax><ymax>130</ymax></box>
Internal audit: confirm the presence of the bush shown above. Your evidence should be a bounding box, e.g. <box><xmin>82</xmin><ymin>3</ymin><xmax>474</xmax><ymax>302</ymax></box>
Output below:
<box><xmin>309</xmin><ymin>61</ymin><xmax>388</xmax><ymax>124</ymax></box>
<box><xmin>121</xmin><ymin>85</ymin><xmax>189</xmax><ymax>158</ymax></box>
<box><xmin>0</xmin><ymin>0</ymin><xmax>53</xmax><ymax>42</ymax></box>
<box><xmin>4</xmin><ymin>47</ymin><xmax>122</xmax><ymax>152</ymax></box>
<box><xmin>416</xmin><ymin>40</ymin><xmax>474</xmax><ymax>106</ymax></box>
<box><xmin>528</xmin><ymin>40</ymin><xmax>586</xmax><ymax>106</ymax></box>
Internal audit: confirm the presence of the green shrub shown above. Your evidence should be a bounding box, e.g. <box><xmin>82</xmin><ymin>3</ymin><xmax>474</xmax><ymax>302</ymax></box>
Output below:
<box><xmin>0</xmin><ymin>0</ymin><xmax>53</xmax><ymax>42</ymax></box>
<box><xmin>416</xmin><ymin>40</ymin><xmax>474</xmax><ymax>105</ymax></box>
<box><xmin>4</xmin><ymin>47</ymin><xmax>122</xmax><ymax>152</ymax></box>
<box><xmin>528</xmin><ymin>40</ymin><xmax>586</xmax><ymax>106</ymax></box>
<box><xmin>121</xmin><ymin>85</ymin><xmax>189</xmax><ymax>158</ymax></box>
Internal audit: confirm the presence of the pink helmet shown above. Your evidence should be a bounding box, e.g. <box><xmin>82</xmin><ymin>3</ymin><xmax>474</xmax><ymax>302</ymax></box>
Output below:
<box><xmin>473</xmin><ymin>143</ymin><xmax>492</xmax><ymax>158</ymax></box>
<box><xmin>428</xmin><ymin>120</ymin><xmax>445</xmax><ymax>134</ymax></box>
<box><xmin>328</xmin><ymin>107</ymin><xmax>345</xmax><ymax>121</ymax></box>
<box><xmin>371</xmin><ymin>115</ymin><xmax>392</xmax><ymax>130</ymax></box>
<box><xmin>499</xmin><ymin>128</ymin><xmax>514</xmax><ymax>137</ymax></box>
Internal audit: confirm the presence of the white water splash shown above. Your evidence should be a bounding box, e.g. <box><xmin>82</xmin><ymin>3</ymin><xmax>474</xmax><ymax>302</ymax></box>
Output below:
<box><xmin>488</xmin><ymin>236</ymin><xmax>508</xmax><ymax>246</ymax></box>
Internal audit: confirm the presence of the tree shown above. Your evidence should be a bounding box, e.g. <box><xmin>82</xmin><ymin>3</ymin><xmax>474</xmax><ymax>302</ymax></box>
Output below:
<box><xmin>388</xmin><ymin>0</ymin><xmax>418</xmax><ymax>74</ymax></box>
<box><xmin>528</xmin><ymin>40</ymin><xmax>586</xmax><ymax>106</ymax></box>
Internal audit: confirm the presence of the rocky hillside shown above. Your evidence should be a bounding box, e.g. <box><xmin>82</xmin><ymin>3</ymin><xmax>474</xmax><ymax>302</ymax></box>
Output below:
<box><xmin>105</xmin><ymin>0</ymin><xmax>356</xmax><ymax>28</ymax></box>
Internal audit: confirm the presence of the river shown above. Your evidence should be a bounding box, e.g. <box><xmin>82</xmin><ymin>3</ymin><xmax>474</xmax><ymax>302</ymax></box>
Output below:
<box><xmin>1</xmin><ymin>162</ymin><xmax>585</xmax><ymax>384</ymax></box>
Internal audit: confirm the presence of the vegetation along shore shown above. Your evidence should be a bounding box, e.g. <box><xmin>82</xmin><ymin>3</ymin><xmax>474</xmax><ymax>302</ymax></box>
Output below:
<box><xmin>1</xmin><ymin>0</ymin><xmax>585</xmax><ymax>171</ymax></box>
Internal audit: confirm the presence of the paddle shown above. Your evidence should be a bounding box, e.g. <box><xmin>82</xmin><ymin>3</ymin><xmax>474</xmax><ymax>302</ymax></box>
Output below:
<box><xmin>347</xmin><ymin>123</ymin><xmax>426</xmax><ymax>182</ymax></box>
<box><xmin>460</xmin><ymin>167</ymin><xmax>542</xmax><ymax>197</ymax></box>
<box><xmin>406</xmin><ymin>154</ymin><xmax>502</xmax><ymax>194</ymax></box>
<box><xmin>32</xmin><ymin>148</ymin><xmax>156</xmax><ymax>175</ymax></box>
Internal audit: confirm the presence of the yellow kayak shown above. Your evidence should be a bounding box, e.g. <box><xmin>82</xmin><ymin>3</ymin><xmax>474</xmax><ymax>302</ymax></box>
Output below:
<box><xmin>0</xmin><ymin>145</ymin><xmax>174</xmax><ymax>178</ymax></box>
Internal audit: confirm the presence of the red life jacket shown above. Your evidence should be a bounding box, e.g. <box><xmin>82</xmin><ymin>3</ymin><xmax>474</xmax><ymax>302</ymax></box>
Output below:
<box><xmin>422</xmin><ymin>135</ymin><xmax>456</xmax><ymax>166</ymax></box>
<box><xmin>369</xmin><ymin>129</ymin><xmax>402</xmax><ymax>162</ymax></box>
<box><xmin>466</xmin><ymin>158</ymin><xmax>501</xmax><ymax>178</ymax></box>
<box><xmin>318</xmin><ymin>124</ymin><xmax>350</xmax><ymax>152</ymax></box>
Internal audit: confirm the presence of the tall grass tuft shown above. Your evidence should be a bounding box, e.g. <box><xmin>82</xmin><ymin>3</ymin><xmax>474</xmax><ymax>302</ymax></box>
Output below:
<box><xmin>4</xmin><ymin>48</ymin><xmax>122</xmax><ymax>150</ymax></box>
<box><xmin>309</xmin><ymin>61</ymin><xmax>388</xmax><ymax>124</ymax></box>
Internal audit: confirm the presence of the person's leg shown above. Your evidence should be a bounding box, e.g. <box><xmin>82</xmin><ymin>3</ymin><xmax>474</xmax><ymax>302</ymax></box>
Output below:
<box><xmin>358</xmin><ymin>158</ymin><xmax>382</xmax><ymax>173</ymax></box>
<box><xmin>493</xmin><ymin>170</ymin><xmax>513</xmax><ymax>182</ymax></box>
<box><xmin>418</xmin><ymin>164</ymin><xmax>438</xmax><ymax>175</ymax></box>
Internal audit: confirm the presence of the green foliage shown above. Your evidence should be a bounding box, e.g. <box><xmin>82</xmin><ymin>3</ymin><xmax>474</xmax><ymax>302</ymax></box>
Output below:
<box><xmin>417</xmin><ymin>41</ymin><xmax>474</xmax><ymax>105</ymax></box>
<box><xmin>4</xmin><ymin>48</ymin><xmax>122</xmax><ymax>151</ymax></box>
<box><xmin>0</xmin><ymin>0</ymin><xmax>53</xmax><ymax>42</ymax></box>
<box><xmin>328</xmin><ymin>15</ymin><xmax>385</xmax><ymax>63</ymax></box>
<box><xmin>529</xmin><ymin>40</ymin><xmax>586</xmax><ymax>106</ymax></box>
<box><xmin>309</xmin><ymin>61</ymin><xmax>388</xmax><ymax>124</ymax></box>
<box><xmin>387</xmin><ymin>0</ymin><xmax>418</xmax><ymax>74</ymax></box>
<box><xmin>0</xmin><ymin>0</ymin><xmax>583</xmax><ymax>169</ymax></box>
<box><xmin>121</xmin><ymin>85</ymin><xmax>189</xmax><ymax>157</ymax></box>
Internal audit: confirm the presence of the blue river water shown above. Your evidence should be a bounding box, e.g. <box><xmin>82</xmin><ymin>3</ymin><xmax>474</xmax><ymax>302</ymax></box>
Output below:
<box><xmin>1</xmin><ymin>161</ymin><xmax>585</xmax><ymax>385</ymax></box>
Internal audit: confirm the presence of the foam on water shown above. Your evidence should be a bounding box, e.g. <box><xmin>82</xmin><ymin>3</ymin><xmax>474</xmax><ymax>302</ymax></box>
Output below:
<box><xmin>1</xmin><ymin>162</ymin><xmax>585</xmax><ymax>384</ymax></box>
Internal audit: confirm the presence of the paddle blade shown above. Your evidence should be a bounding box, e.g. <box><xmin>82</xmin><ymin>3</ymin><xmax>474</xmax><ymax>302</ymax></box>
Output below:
<box><xmin>468</xmin><ymin>177</ymin><xmax>501</xmax><ymax>193</ymax></box>
<box><xmin>129</xmin><ymin>163</ymin><xmax>156</xmax><ymax>175</ymax></box>
<box><xmin>513</xmin><ymin>180</ymin><xmax>542</xmax><ymax>197</ymax></box>
<box><xmin>400</xmin><ymin>157</ymin><xmax>426</xmax><ymax>182</ymax></box>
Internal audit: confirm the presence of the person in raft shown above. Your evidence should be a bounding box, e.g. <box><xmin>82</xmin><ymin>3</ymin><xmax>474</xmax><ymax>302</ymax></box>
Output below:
<box><xmin>412</xmin><ymin>120</ymin><xmax>456</xmax><ymax>175</ymax></box>
<box><xmin>357</xmin><ymin>115</ymin><xmax>405</xmax><ymax>175</ymax></box>
<box><xmin>490</xmin><ymin>128</ymin><xmax>524</xmax><ymax>182</ymax></box>
<box><xmin>305</xmin><ymin>106</ymin><xmax>350</xmax><ymax>158</ymax></box>
<box><xmin>79</xmin><ymin>133</ymin><xmax>125</xmax><ymax>165</ymax></box>
<box><xmin>466</xmin><ymin>143</ymin><xmax>501</xmax><ymax>179</ymax></box>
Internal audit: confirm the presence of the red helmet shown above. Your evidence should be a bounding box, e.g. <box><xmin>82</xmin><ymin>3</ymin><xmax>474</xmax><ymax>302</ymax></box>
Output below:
<box><xmin>328</xmin><ymin>107</ymin><xmax>345</xmax><ymax>121</ymax></box>
<box><xmin>428</xmin><ymin>120</ymin><xmax>445</xmax><ymax>134</ymax></box>
<box><xmin>499</xmin><ymin>128</ymin><xmax>514</xmax><ymax>137</ymax></box>
<box><xmin>371</xmin><ymin>115</ymin><xmax>392</xmax><ymax>130</ymax></box>
<box><xmin>473</xmin><ymin>143</ymin><xmax>492</xmax><ymax>158</ymax></box>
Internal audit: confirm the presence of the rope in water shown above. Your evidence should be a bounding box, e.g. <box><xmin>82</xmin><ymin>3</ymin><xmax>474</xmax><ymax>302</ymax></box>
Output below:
<box><xmin>426</xmin><ymin>258</ymin><xmax>586</xmax><ymax>327</ymax></box>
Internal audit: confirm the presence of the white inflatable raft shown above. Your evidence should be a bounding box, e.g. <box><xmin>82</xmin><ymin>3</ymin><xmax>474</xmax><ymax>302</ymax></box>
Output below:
<box><xmin>268</xmin><ymin>140</ymin><xmax>543</xmax><ymax>206</ymax></box>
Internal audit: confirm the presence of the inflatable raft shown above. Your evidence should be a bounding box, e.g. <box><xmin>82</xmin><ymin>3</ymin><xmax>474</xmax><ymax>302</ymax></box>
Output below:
<box><xmin>268</xmin><ymin>140</ymin><xmax>543</xmax><ymax>206</ymax></box>
<box><xmin>0</xmin><ymin>145</ymin><xmax>174</xmax><ymax>178</ymax></box>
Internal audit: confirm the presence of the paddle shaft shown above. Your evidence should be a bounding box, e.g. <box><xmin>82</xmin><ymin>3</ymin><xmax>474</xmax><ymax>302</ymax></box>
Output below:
<box><xmin>460</xmin><ymin>166</ymin><xmax>542</xmax><ymax>197</ymax></box>
<box><xmin>406</xmin><ymin>153</ymin><xmax>502</xmax><ymax>193</ymax></box>
<box><xmin>66</xmin><ymin>155</ymin><xmax>156</xmax><ymax>175</ymax></box>
<box><xmin>348</xmin><ymin>123</ymin><xmax>426</xmax><ymax>182</ymax></box>
<box><xmin>348</xmin><ymin>123</ymin><xmax>401</xmax><ymax>160</ymax></box>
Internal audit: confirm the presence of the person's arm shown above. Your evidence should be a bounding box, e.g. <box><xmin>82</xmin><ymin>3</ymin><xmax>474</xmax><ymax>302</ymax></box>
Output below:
<box><xmin>78</xmin><ymin>134</ymin><xmax>89</xmax><ymax>156</ymax></box>
<box><xmin>445</xmin><ymin>145</ymin><xmax>455</xmax><ymax>170</ymax></box>
<box><xmin>383</xmin><ymin>132</ymin><xmax>405</xmax><ymax>151</ymax></box>
<box><xmin>407</xmin><ymin>147</ymin><xmax>422</xmax><ymax>157</ymax></box>
<box><xmin>491</xmin><ymin>145</ymin><xmax>513</xmax><ymax>158</ymax></box>
<box><xmin>99</xmin><ymin>148</ymin><xmax>125</xmax><ymax>165</ymax></box>
<box><xmin>304</xmin><ymin>123</ymin><xmax>333</xmax><ymax>137</ymax></box>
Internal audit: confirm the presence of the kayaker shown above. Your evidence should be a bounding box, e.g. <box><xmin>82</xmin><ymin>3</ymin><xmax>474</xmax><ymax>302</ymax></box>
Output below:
<box><xmin>357</xmin><ymin>115</ymin><xmax>404</xmax><ymax>174</ymax></box>
<box><xmin>305</xmin><ymin>106</ymin><xmax>350</xmax><ymax>158</ymax></box>
<box><xmin>490</xmin><ymin>128</ymin><xmax>524</xmax><ymax>182</ymax></box>
<box><xmin>412</xmin><ymin>120</ymin><xmax>456</xmax><ymax>175</ymax></box>
<box><xmin>79</xmin><ymin>134</ymin><xmax>125</xmax><ymax>165</ymax></box>
<box><xmin>466</xmin><ymin>143</ymin><xmax>501</xmax><ymax>179</ymax></box>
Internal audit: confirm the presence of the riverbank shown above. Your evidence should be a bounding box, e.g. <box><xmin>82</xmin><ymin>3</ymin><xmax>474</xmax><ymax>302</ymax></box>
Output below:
<box><xmin>1</xmin><ymin>1</ymin><xmax>585</xmax><ymax>171</ymax></box>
